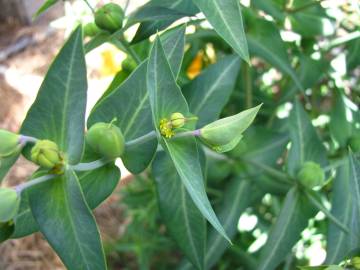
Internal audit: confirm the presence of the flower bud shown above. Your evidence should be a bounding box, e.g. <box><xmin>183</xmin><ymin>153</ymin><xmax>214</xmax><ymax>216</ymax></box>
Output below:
<box><xmin>199</xmin><ymin>105</ymin><xmax>261</xmax><ymax>153</ymax></box>
<box><xmin>349</xmin><ymin>135</ymin><xmax>360</xmax><ymax>153</ymax></box>
<box><xmin>352</xmin><ymin>257</ymin><xmax>360</xmax><ymax>269</ymax></box>
<box><xmin>0</xmin><ymin>129</ymin><xmax>20</xmax><ymax>158</ymax></box>
<box><xmin>95</xmin><ymin>3</ymin><xmax>124</xmax><ymax>33</ymax></box>
<box><xmin>170</xmin><ymin>112</ymin><xmax>185</xmax><ymax>129</ymax></box>
<box><xmin>297</xmin><ymin>161</ymin><xmax>325</xmax><ymax>188</ymax></box>
<box><xmin>0</xmin><ymin>188</ymin><xmax>20</xmax><ymax>222</ymax></box>
<box><xmin>86</xmin><ymin>122</ymin><xmax>125</xmax><ymax>159</ymax></box>
<box><xmin>83</xmin><ymin>22</ymin><xmax>101</xmax><ymax>37</ymax></box>
<box><xmin>31</xmin><ymin>140</ymin><xmax>62</xmax><ymax>169</ymax></box>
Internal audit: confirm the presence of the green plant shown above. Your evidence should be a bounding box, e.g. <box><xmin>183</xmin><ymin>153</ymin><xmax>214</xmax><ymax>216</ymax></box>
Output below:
<box><xmin>1</xmin><ymin>0</ymin><xmax>360</xmax><ymax>270</ymax></box>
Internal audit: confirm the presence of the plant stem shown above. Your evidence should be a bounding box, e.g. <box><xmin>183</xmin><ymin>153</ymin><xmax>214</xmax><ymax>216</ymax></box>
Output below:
<box><xmin>15</xmin><ymin>174</ymin><xmax>56</xmax><ymax>194</ymax></box>
<box><xmin>125</xmin><ymin>131</ymin><xmax>157</xmax><ymax>148</ymax></box>
<box><xmin>172</xmin><ymin>129</ymin><xmax>201</xmax><ymax>139</ymax></box>
<box><xmin>83</xmin><ymin>0</ymin><xmax>95</xmax><ymax>14</ymax></box>
<box><xmin>19</xmin><ymin>135</ymin><xmax>38</xmax><ymax>145</ymax></box>
<box><xmin>70</xmin><ymin>158</ymin><xmax>111</xmax><ymax>171</ymax></box>
<box><xmin>119</xmin><ymin>35</ymin><xmax>142</xmax><ymax>64</ymax></box>
<box><xmin>243</xmin><ymin>64</ymin><xmax>253</xmax><ymax>109</ymax></box>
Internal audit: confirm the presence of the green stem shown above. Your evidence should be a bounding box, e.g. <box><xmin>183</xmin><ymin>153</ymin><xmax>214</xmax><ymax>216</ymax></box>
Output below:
<box><xmin>70</xmin><ymin>158</ymin><xmax>111</xmax><ymax>171</ymax></box>
<box><xmin>243</xmin><ymin>64</ymin><xmax>253</xmax><ymax>109</ymax></box>
<box><xmin>15</xmin><ymin>174</ymin><xmax>56</xmax><ymax>194</ymax></box>
<box><xmin>19</xmin><ymin>135</ymin><xmax>38</xmax><ymax>145</ymax></box>
<box><xmin>125</xmin><ymin>131</ymin><xmax>157</xmax><ymax>148</ymax></box>
<box><xmin>83</xmin><ymin>0</ymin><xmax>95</xmax><ymax>14</ymax></box>
<box><xmin>119</xmin><ymin>35</ymin><xmax>142</xmax><ymax>64</ymax></box>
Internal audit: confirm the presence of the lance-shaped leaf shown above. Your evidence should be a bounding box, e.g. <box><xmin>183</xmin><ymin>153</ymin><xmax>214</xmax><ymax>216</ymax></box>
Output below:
<box><xmin>147</xmin><ymin>36</ymin><xmax>230</xmax><ymax>242</ymax></box>
<box><xmin>153</xmin><ymin>151</ymin><xmax>206</xmax><ymax>270</ymax></box>
<box><xmin>0</xmin><ymin>149</ymin><xmax>21</xmax><ymax>183</ymax></box>
<box><xmin>287</xmin><ymin>100</ymin><xmax>328</xmax><ymax>176</ymax></box>
<box><xmin>28</xmin><ymin>169</ymin><xmax>107</xmax><ymax>270</ymax></box>
<box><xmin>131</xmin><ymin>0</ymin><xmax>198</xmax><ymax>43</ymax></box>
<box><xmin>20</xmin><ymin>26</ymin><xmax>87</xmax><ymax>164</ymax></box>
<box><xmin>10</xmin><ymin>161</ymin><xmax>120</xmax><ymax>239</ymax></box>
<box><xmin>326</xmin><ymin>159</ymin><xmax>352</xmax><ymax>264</ymax></box>
<box><xmin>247</xmin><ymin>18</ymin><xmax>302</xmax><ymax>91</ymax></box>
<box><xmin>199</xmin><ymin>105</ymin><xmax>261</xmax><ymax>153</ymax></box>
<box><xmin>257</xmin><ymin>187</ymin><xmax>317</xmax><ymax>270</ymax></box>
<box><xmin>183</xmin><ymin>55</ymin><xmax>241</xmax><ymax>127</ymax></box>
<box><xmin>349</xmin><ymin>153</ymin><xmax>360</xmax><ymax>251</ymax></box>
<box><xmin>34</xmin><ymin>0</ymin><xmax>58</xmax><ymax>18</ymax></box>
<box><xmin>88</xmin><ymin>25</ymin><xmax>186</xmax><ymax>173</ymax></box>
<box><xmin>193</xmin><ymin>0</ymin><xmax>249</xmax><ymax>63</ymax></box>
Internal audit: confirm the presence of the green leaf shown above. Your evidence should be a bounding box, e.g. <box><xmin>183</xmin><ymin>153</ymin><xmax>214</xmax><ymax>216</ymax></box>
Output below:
<box><xmin>329</xmin><ymin>90</ymin><xmax>353</xmax><ymax>147</ymax></box>
<box><xmin>251</xmin><ymin>0</ymin><xmax>285</xmax><ymax>21</ymax></box>
<box><xmin>257</xmin><ymin>187</ymin><xmax>317</xmax><ymax>270</ymax></box>
<box><xmin>347</xmin><ymin>37</ymin><xmax>360</xmax><ymax>70</ymax></box>
<box><xmin>147</xmin><ymin>36</ymin><xmax>230</xmax><ymax>242</ymax></box>
<box><xmin>28</xmin><ymin>169</ymin><xmax>107</xmax><ymax>270</ymax></box>
<box><xmin>20</xmin><ymin>26</ymin><xmax>87</xmax><ymax>165</ymax></box>
<box><xmin>153</xmin><ymin>152</ymin><xmax>206</xmax><ymax>270</ymax></box>
<box><xmin>34</xmin><ymin>0</ymin><xmax>58</xmax><ymax>19</ymax></box>
<box><xmin>247</xmin><ymin>18</ymin><xmax>302</xmax><ymax>91</ymax></box>
<box><xmin>0</xmin><ymin>222</ymin><xmax>14</xmax><ymax>243</ymax></box>
<box><xmin>0</xmin><ymin>149</ymin><xmax>21</xmax><ymax>182</ymax></box>
<box><xmin>88</xmin><ymin>25</ymin><xmax>186</xmax><ymax>174</ymax></box>
<box><xmin>193</xmin><ymin>0</ymin><xmax>249</xmax><ymax>63</ymax></box>
<box><xmin>326</xmin><ymin>159</ymin><xmax>352</xmax><ymax>264</ymax></box>
<box><xmin>287</xmin><ymin>100</ymin><xmax>328</xmax><ymax>176</ymax></box>
<box><xmin>183</xmin><ymin>55</ymin><xmax>241</xmax><ymax>127</ymax></box>
<box><xmin>349</xmin><ymin>153</ymin><xmax>360</xmax><ymax>251</ymax></box>
<box><xmin>131</xmin><ymin>0</ymin><xmax>198</xmax><ymax>43</ymax></box>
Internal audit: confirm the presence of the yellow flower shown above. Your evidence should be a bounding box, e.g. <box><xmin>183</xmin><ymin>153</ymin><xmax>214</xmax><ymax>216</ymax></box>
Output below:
<box><xmin>159</xmin><ymin>118</ymin><xmax>175</xmax><ymax>138</ymax></box>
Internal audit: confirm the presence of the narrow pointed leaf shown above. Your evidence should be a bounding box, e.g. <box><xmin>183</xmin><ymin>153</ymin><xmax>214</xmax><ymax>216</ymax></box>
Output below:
<box><xmin>193</xmin><ymin>0</ymin><xmax>249</xmax><ymax>62</ymax></box>
<box><xmin>0</xmin><ymin>149</ymin><xmax>21</xmax><ymax>182</ymax></box>
<box><xmin>20</xmin><ymin>26</ymin><xmax>87</xmax><ymax>164</ymax></box>
<box><xmin>183</xmin><ymin>55</ymin><xmax>241</xmax><ymax>127</ymax></box>
<box><xmin>34</xmin><ymin>0</ymin><xmax>58</xmax><ymax>18</ymax></box>
<box><xmin>349</xmin><ymin>153</ymin><xmax>360</xmax><ymax>251</ymax></box>
<box><xmin>147</xmin><ymin>36</ymin><xmax>230</xmax><ymax>243</ymax></box>
<box><xmin>257</xmin><ymin>187</ymin><xmax>317</xmax><ymax>270</ymax></box>
<box><xmin>88</xmin><ymin>26</ymin><xmax>186</xmax><ymax>173</ymax></box>
<box><xmin>28</xmin><ymin>169</ymin><xmax>107</xmax><ymax>270</ymax></box>
<box><xmin>287</xmin><ymin>100</ymin><xmax>328</xmax><ymax>176</ymax></box>
<box><xmin>153</xmin><ymin>152</ymin><xmax>206</xmax><ymax>270</ymax></box>
<box><xmin>326</xmin><ymin>159</ymin><xmax>352</xmax><ymax>264</ymax></box>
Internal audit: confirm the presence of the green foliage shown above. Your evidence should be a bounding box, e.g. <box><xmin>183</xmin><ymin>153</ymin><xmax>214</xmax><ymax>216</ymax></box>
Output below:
<box><xmin>1</xmin><ymin>0</ymin><xmax>360</xmax><ymax>269</ymax></box>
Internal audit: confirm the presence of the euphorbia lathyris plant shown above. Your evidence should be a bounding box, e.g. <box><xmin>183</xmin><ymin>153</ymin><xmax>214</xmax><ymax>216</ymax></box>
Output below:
<box><xmin>0</xmin><ymin>4</ymin><xmax>259</xmax><ymax>269</ymax></box>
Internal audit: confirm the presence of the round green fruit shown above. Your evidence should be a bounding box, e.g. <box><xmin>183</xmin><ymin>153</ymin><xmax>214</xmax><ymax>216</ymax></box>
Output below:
<box><xmin>170</xmin><ymin>112</ymin><xmax>185</xmax><ymax>129</ymax></box>
<box><xmin>0</xmin><ymin>188</ymin><xmax>20</xmax><ymax>222</ymax></box>
<box><xmin>0</xmin><ymin>129</ymin><xmax>20</xmax><ymax>158</ymax></box>
<box><xmin>349</xmin><ymin>135</ymin><xmax>360</xmax><ymax>153</ymax></box>
<box><xmin>297</xmin><ymin>161</ymin><xmax>325</xmax><ymax>188</ymax></box>
<box><xmin>86</xmin><ymin>122</ymin><xmax>125</xmax><ymax>159</ymax></box>
<box><xmin>95</xmin><ymin>3</ymin><xmax>124</xmax><ymax>33</ymax></box>
<box><xmin>352</xmin><ymin>257</ymin><xmax>360</xmax><ymax>269</ymax></box>
<box><xmin>31</xmin><ymin>140</ymin><xmax>62</xmax><ymax>169</ymax></box>
<box><xmin>83</xmin><ymin>22</ymin><xmax>101</xmax><ymax>37</ymax></box>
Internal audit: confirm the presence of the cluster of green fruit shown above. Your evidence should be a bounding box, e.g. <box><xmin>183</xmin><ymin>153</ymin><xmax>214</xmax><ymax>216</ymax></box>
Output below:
<box><xmin>83</xmin><ymin>3</ymin><xmax>124</xmax><ymax>37</ymax></box>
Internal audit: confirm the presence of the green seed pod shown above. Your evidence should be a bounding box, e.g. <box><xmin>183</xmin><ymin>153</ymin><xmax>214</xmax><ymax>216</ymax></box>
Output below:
<box><xmin>349</xmin><ymin>135</ymin><xmax>360</xmax><ymax>153</ymax></box>
<box><xmin>352</xmin><ymin>257</ymin><xmax>360</xmax><ymax>269</ymax></box>
<box><xmin>31</xmin><ymin>140</ymin><xmax>62</xmax><ymax>169</ymax></box>
<box><xmin>86</xmin><ymin>122</ymin><xmax>125</xmax><ymax>159</ymax></box>
<box><xmin>0</xmin><ymin>129</ymin><xmax>20</xmax><ymax>158</ymax></box>
<box><xmin>170</xmin><ymin>112</ymin><xmax>185</xmax><ymax>129</ymax></box>
<box><xmin>199</xmin><ymin>105</ymin><xmax>261</xmax><ymax>153</ymax></box>
<box><xmin>297</xmin><ymin>161</ymin><xmax>325</xmax><ymax>188</ymax></box>
<box><xmin>0</xmin><ymin>188</ymin><xmax>20</xmax><ymax>222</ymax></box>
<box><xmin>95</xmin><ymin>3</ymin><xmax>124</xmax><ymax>33</ymax></box>
<box><xmin>83</xmin><ymin>22</ymin><xmax>101</xmax><ymax>37</ymax></box>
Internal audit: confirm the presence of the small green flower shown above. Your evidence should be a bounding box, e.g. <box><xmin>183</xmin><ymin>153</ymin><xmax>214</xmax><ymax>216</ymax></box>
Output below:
<box><xmin>297</xmin><ymin>161</ymin><xmax>325</xmax><ymax>188</ymax></box>
<box><xmin>95</xmin><ymin>3</ymin><xmax>124</xmax><ymax>33</ymax></box>
<box><xmin>31</xmin><ymin>140</ymin><xmax>63</xmax><ymax>169</ymax></box>
<box><xmin>352</xmin><ymin>257</ymin><xmax>360</xmax><ymax>269</ymax></box>
<box><xmin>159</xmin><ymin>118</ymin><xmax>175</xmax><ymax>138</ymax></box>
<box><xmin>0</xmin><ymin>129</ymin><xmax>20</xmax><ymax>158</ymax></box>
<box><xmin>0</xmin><ymin>188</ymin><xmax>20</xmax><ymax>222</ymax></box>
<box><xmin>83</xmin><ymin>22</ymin><xmax>101</xmax><ymax>37</ymax></box>
<box><xmin>86</xmin><ymin>120</ymin><xmax>125</xmax><ymax>159</ymax></box>
<box><xmin>199</xmin><ymin>105</ymin><xmax>261</xmax><ymax>153</ymax></box>
<box><xmin>170</xmin><ymin>112</ymin><xmax>186</xmax><ymax>129</ymax></box>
